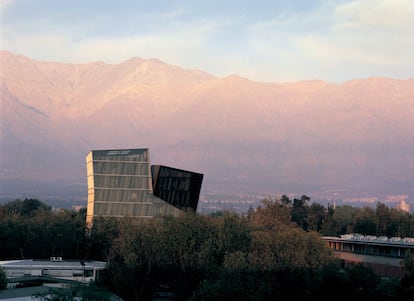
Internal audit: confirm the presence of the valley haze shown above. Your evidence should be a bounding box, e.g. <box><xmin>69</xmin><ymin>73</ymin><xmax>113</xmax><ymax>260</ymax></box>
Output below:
<box><xmin>0</xmin><ymin>51</ymin><xmax>413</xmax><ymax>211</ymax></box>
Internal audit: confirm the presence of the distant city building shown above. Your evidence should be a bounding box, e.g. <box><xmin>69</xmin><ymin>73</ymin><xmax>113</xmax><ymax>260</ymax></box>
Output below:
<box><xmin>71</xmin><ymin>205</ymin><xmax>85</xmax><ymax>212</ymax></box>
<box><xmin>86</xmin><ymin>148</ymin><xmax>203</xmax><ymax>225</ymax></box>
<box><xmin>396</xmin><ymin>200</ymin><xmax>410</xmax><ymax>212</ymax></box>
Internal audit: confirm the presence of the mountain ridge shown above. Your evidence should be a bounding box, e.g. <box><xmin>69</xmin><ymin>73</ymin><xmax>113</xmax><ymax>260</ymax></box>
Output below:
<box><xmin>1</xmin><ymin>51</ymin><xmax>413</xmax><ymax>204</ymax></box>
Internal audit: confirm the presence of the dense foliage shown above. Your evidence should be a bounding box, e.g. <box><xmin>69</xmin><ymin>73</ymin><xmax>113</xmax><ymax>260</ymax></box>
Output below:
<box><xmin>32</xmin><ymin>283</ymin><xmax>112</xmax><ymax>301</ymax></box>
<box><xmin>1</xmin><ymin>197</ymin><xmax>414</xmax><ymax>299</ymax></box>
<box><xmin>0</xmin><ymin>267</ymin><xmax>6</xmax><ymax>290</ymax></box>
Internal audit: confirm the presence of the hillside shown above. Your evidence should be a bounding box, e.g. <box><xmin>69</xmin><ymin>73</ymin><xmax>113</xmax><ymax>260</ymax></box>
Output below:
<box><xmin>1</xmin><ymin>51</ymin><xmax>414</xmax><ymax>204</ymax></box>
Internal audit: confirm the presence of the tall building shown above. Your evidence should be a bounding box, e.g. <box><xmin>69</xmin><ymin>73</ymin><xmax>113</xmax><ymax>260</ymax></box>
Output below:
<box><xmin>86</xmin><ymin>148</ymin><xmax>203</xmax><ymax>225</ymax></box>
<box><xmin>396</xmin><ymin>200</ymin><xmax>410</xmax><ymax>212</ymax></box>
<box><xmin>152</xmin><ymin>165</ymin><xmax>203</xmax><ymax>211</ymax></box>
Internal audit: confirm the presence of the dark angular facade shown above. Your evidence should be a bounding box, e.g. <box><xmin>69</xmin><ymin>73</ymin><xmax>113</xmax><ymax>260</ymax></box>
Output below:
<box><xmin>151</xmin><ymin>165</ymin><xmax>203</xmax><ymax>212</ymax></box>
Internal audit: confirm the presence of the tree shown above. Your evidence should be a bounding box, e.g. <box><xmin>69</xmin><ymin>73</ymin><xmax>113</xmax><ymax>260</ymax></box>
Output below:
<box><xmin>217</xmin><ymin>212</ymin><xmax>251</xmax><ymax>255</ymax></box>
<box><xmin>33</xmin><ymin>283</ymin><xmax>112</xmax><ymax>301</ymax></box>
<box><xmin>247</xmin><ymin>230</ymin><xmax>278</xmax><ymax>270</ymax></box>
<box><xmin>291</xmin><ymin>195</ymin><xmax>310</xmax><ymax>231</ymax></box>
<box><xmin>346</xmin><ymin>263</ymin><xmax>380</xmax><ymax>299</ymax></box>
<box><xmin>248</xmin><ymin>196</ymin><xmax>292</xmax><ymax>231</ymax></box>
<box><xmin>387</xmin><ymin>207</ymin><xmax>409</xmax><ymax>238</ymax></box>
<box><xmin>307</xmin><ymin>203</ymin><xmax>326</xmax><ymax>232</ymax></box>
<box><xmin>21</xmin><ymin>198</ymin><xmax>51</xmax><ymax>216</ymax></box>
<box><xmin>161</xmin><ymin>212</ymin><xmax>214</xmax><ymax>298</ymax></box>
<box><xmin>322</xmin><ymin>205</ymin><xmax>359</xmax><ymax>236</ymax></box>
<box><xmin>376</xmin><ymin>202</ymin><xmax>390</xmax><ymax>236</ymax></box>
<box><xmin>39</xmin><ymin>210</ymin><xmax>86</xmax><ymax>259</ymax></box>
<box><xmin>3</xmin><ymin>218</ymin><xmax>30</xmax><ymax>259</ymax></box>
<box><xmin>1</xmin><ymin>199</ymin><xmax>50</xmax><ymax>217</ymax></box>
<box><xmin>2</xmin><ymin>199</ymin><xmax>24</xmax><ymax>216</ymax></box>
<box><xmin>274</xmin><ymin>227</ymin><xmax>335</xmax><ymax>269</ymax></box>
<box><xmin>108</xmin><ymin>219</ymin><xmax>163</xmax><ymax>301</ymax></box>
<box><xmin>0</xmin><ymin>266</ymin><xmax>7</xmax><ymax>290</ymax></box>
<box><xmin>85</xmin><ymin>217</ymin><xmax>120</xmax><ymax>260</ymax></box>
<box><xmin>402</xmin><ymin>250</ymin><xmax>414</xmax><ymax>275</ymax></box>
<box><xmin>353</xmin><ymin>206</ymin><xmax>377</xmax><ymax>235</ymax></box>
<box><xmin>399</xmin><ymin>212</ymin><xmax>414</xmax><ymax>238</ymax></box>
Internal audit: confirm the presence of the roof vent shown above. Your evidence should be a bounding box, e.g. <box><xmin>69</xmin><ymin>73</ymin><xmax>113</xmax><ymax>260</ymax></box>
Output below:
<box><xmin>50</xmin><ymin>256</ymin><xmax>63</xmax><ymax>262</ymax></box>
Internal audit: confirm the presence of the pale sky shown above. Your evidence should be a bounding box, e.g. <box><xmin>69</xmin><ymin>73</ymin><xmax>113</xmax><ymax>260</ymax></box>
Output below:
<box><xmin>1</xmin><ymin>0</ymin><xmax>413</xmax><ymax>83</ymax></box>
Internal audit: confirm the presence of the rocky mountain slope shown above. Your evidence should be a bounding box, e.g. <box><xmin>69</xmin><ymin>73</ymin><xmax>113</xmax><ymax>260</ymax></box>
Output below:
<box><xmin>1</xmin><ymin>51</ymin><xmax>413</xmax><ymax>202</ymax></box>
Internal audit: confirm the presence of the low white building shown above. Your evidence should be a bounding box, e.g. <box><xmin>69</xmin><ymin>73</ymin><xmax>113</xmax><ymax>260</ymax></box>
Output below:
<box><xmin>0</xmin><ymin>258</ymin><xmax>107</xmax><ymax>286</ymax></box>
<box><xmin>0</xmin><ymin>258</ymin><xmax>117</xmax><ymax>300</ymax></box>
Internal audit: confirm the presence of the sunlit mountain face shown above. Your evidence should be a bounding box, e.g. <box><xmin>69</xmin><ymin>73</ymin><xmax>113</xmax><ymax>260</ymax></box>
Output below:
<box><xmin>1</xmin><ymin>51</ymin><xmax>414</xmax><ymax>204</ymax></box>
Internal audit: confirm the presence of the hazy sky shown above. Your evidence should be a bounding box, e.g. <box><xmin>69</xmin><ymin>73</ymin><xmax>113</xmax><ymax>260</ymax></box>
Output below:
<box><xmin>1</xmin><ymin>0</ymin><xmax>413</xmax><ymax>82</ymax></box>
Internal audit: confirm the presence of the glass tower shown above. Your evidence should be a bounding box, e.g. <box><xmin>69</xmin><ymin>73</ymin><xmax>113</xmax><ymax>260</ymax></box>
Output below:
<box><xmin>86</xmin><ymin>148</ymin><xmax>183</xmax><ymax>225</ymax></box>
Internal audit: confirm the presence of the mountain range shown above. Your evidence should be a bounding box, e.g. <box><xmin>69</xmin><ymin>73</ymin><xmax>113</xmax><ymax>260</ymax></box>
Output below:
<box><xmin>1</xmin><ymin>51</ymin><xmax>413</xmax><ymax>206</ymax></box>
